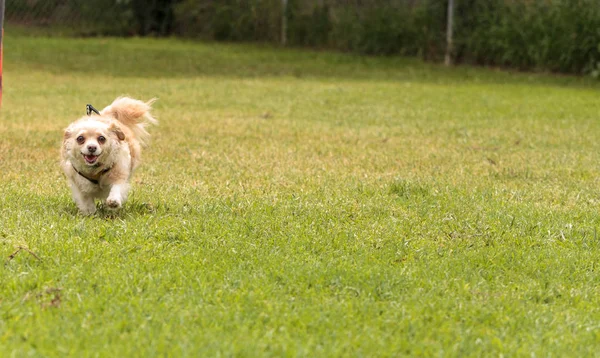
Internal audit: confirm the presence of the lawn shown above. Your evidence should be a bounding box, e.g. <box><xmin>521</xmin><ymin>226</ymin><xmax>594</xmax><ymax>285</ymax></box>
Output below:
<box><xmin>2</xmin><ymin>29</ymin><xmax>600</xmax><ymax>356</ymax></box>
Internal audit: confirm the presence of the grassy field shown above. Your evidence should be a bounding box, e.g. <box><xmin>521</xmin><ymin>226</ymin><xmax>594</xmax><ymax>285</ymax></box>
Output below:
<box><xmin>2</xmin><ymin>29</ymin><xmax>600</xmax><ymax>356</ymax></box>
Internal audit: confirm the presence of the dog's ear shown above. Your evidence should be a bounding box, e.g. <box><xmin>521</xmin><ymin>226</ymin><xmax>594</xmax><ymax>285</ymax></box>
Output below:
<box><xmin>63</xmin><ymin>128</ymin><xmax>72</xmax><ymax>141</ymax></box>
<box><xmin>110</xmin><ymin>124</ymin><xmax>126</xmax><ymax>141</ymax></box>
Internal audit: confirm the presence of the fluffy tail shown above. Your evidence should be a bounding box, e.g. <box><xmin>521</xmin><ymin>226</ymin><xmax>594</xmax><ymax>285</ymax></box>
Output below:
<box><xmin>101</xmin><ymin>96</ymin><xmax>157</xmax><ymax>147</ymax></box>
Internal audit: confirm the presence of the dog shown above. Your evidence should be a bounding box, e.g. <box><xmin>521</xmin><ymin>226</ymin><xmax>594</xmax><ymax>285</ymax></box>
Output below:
<box><xmin>61</xmin><ymin>97</ymin><xmax>157</xmax><ymax>215</ymax></box>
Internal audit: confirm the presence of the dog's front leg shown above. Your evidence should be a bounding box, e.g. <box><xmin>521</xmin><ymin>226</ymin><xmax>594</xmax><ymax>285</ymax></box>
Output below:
<box><xmin>105</xmin><ymin>183</ymin><xmax>130</xmax><ymax>210</ymax></box>
<box><xmin>70</xmin><ymin>182</ymin><xmax>96</xmax><ymax>215</ymax></box>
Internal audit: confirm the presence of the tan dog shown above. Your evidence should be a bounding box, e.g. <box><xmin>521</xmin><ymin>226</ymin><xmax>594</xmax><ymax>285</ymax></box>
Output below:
<box><xmin>61</xmin><ymin>97</ymin><xmax>157</xmax><ymax>214</ymax></box>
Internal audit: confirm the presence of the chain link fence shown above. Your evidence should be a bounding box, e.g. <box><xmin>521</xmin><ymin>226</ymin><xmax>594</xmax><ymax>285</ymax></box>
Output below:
<box><xmin>7</xmin><ymin>0</ymin><xmax>86</xmax><ymax>26</ymax></box>
<box><xmin>5</xmin><ymin>0</ymin><xmax>445</xmax><ymax>46</ymax></box>
<box><xmin>6</xmin><ymin>0</ymin><xmax>173</xmax><ymax>36</ymax></box>
<box><xmin>5</xmin><ymin>0</ymin><xmax>600</xmax><ymax>75</ymax></box>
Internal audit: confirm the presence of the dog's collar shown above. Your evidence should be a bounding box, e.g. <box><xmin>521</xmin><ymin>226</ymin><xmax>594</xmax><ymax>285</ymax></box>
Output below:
<box><xmin>72</xmin><ymin>164</ymin><xmax>112</xmax><ymax>185</ymax></box>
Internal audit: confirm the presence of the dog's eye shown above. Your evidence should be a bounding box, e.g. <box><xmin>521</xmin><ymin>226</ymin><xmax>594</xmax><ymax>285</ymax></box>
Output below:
<box><xmin>98</xmin><ymin>136</ymin><xmax>106</xmax><ymax>144</ymax></box>
<box><xmin>76</xmin><ymin>136</ymin><xmax>85</xmax><ymax>144</ymax></box>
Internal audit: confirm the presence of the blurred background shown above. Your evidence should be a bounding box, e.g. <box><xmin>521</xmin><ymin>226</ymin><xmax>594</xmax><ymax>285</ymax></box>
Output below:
<box><xmin>5</xmin><ymin>0</ymin><xmax>600</xmax><ymax>76</ymax></box>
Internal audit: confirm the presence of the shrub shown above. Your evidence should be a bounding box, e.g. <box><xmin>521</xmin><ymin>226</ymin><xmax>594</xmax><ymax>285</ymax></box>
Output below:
<box><xmin>454</xmin><ymin>0</ymin><xmax>600</xmax><ymax>74</ymax></box>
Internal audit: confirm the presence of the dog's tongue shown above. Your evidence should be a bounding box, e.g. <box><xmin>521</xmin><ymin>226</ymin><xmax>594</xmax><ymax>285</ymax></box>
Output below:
<box><xmin>84</xmin><ymin>155</ymin><xmax>98</xmax><ymax>164</ymax></box>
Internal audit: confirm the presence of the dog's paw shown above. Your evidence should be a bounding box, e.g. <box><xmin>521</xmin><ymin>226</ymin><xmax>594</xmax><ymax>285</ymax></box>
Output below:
<box><xmin>77</xmin><ymin>201</ymin><xmax>96</xmax><ymax>215</ymax></box>
<box><xmin>79</xmin><ymin>207</ymin><xmax>97</xmax><ymax>215</ymax></box>
<box><xmin>105</xmin><ymin>197</ymin><xmax>122</xmax><ymax>210</ymax></box>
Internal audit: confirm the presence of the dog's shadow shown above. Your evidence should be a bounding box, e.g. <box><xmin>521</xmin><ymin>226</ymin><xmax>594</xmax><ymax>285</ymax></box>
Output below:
<box><xmin>99</xmin><ymin>201</ymin><xmax>158</xmax><ymax>220</ymax></box>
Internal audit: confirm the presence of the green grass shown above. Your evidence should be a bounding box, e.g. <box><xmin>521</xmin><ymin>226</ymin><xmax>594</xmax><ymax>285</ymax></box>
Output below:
<box><xmin>2</xmin><ymin>30</ymin><xmax>600</xmax><ymax>357</ymax></box>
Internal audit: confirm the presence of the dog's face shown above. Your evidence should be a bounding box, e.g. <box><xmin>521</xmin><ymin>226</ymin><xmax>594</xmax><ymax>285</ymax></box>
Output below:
<box><xmin>63</xmin><ymin>118</ymin><xmax>125</xmax><ymax>167</ymax></box>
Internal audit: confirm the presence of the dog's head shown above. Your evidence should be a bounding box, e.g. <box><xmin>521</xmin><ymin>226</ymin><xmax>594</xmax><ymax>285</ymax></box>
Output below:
<box><xmin>63</xmin><ymin>118</ymin><xmax>125</xmax><ymax>167</ymax></box>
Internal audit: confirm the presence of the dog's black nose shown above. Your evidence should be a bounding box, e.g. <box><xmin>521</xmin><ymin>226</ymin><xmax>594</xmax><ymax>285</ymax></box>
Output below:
<box><xmin>87</xmin><ymin>145</ymin><xmax>97</xmax><ymax>153</ymax></box>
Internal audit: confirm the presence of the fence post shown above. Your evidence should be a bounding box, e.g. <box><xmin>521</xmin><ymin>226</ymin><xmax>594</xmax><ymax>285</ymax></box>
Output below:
<box><xmin>0</xmin><ymin>0</ymin><xmax>5</xmax><ymax>106</ymax></box>
<box><xmin>445</xmin><ymin>0</ymin><xmax>454</xmax><ymax>66</ymax></box>
<box><xmin>281</xmin><ymin>0</ymin><xmax>288</xmax><ymax>46</ymax></box>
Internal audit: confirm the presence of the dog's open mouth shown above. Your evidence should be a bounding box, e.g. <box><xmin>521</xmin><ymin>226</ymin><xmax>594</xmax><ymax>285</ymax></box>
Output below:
<box><xmin>83</xmin><ymin>154</ymin><xmax>99</xmax><ymax>164</ymax></box>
